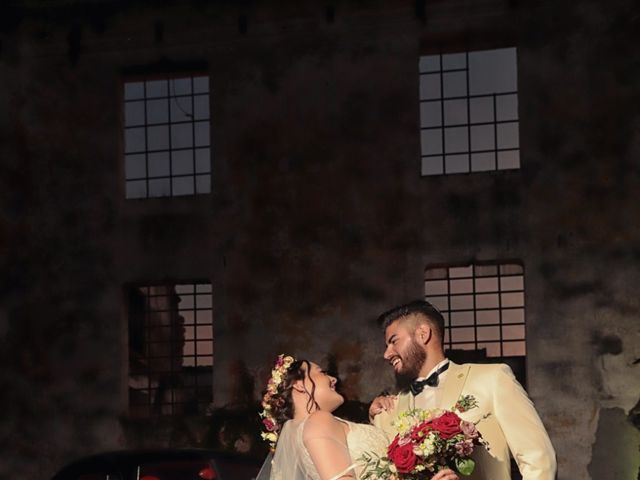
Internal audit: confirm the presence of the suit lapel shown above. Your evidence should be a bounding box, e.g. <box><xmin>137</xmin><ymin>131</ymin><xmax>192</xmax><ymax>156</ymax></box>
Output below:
<box><xmin>440</xmin><ymin>362</ymin><xmax>470</xmax><ymax>410</ymax></box>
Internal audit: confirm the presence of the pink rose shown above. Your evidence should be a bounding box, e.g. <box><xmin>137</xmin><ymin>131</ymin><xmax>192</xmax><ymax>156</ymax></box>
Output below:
<box><xmin>460</xmin><ymin>420</ymin><xmax>479</xmax><ymax>439</ymax></box>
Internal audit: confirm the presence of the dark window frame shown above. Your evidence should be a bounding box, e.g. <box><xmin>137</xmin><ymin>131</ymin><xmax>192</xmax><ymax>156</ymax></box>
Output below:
<box><xmin>418</xmin><ymin>46</ymin><xmax>520</xmax><ymax>176</ymax></box>
<box><xmin>126</xmin><ymin>281</ymin><xmax>213</xmax><ymax>417</ymax></box>
<box><xmin>122</xmin><ymin>67</ymin><xmax>212</xmax><ymax>199</ymax></box>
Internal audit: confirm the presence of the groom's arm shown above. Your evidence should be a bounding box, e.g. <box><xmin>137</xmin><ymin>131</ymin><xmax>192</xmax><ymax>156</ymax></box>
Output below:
<box><xmin>491</xmin><ymin>364</ymin><xmax>557</xmax><ymax>480</ymax></box>
<box><xmin>370</xmin><ymin>393</ymin><xmax>404</xmax><ymax>441</ymax></box>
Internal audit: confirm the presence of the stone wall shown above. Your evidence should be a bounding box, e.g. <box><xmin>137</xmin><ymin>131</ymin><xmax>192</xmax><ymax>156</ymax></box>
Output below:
<box><xmin>0</xmin><ymin>1</ymin><xmax>638</xmax><ymax>479</ymax></box>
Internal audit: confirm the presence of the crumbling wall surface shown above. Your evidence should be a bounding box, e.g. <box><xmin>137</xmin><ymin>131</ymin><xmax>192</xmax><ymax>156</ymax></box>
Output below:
<box><xmin>517</xmin><ymin>1</ymin><xmax>640</xmax><ymax>478</ymax></box>
<box><xmin>0</xmin><ymin>9</ymin><xmax>127</xmax><ymax>479</ymax></box>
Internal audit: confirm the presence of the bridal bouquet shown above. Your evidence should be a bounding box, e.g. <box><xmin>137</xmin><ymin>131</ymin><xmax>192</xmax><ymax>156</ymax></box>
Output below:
<box><xmin>361</xmin><ymin>396</ymin><xmax>488</xmax><ymax>479</ymax></box>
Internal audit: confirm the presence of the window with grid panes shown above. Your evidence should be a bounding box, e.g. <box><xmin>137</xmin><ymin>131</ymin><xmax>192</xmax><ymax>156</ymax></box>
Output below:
<box><xmin>127</xmin><ymin>282</ymin><xmax>213</xmax><ymax>417</ymax></box>
<box><xmin>419</xmin><ymin>47</ymin><xmax>520</xmax><ymax>176</ymax></box>
<box><xmin>424</xmin><ymin>263</ymin><xmax>526</xmax><ymax>357</ymax></box>
<box><xmin>123</xmin><ymin>75</ymin><xmax>211</xmax><ymax>198</ymax></box>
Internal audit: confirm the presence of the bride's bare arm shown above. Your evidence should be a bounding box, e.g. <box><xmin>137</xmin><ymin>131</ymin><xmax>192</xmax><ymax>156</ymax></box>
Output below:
<box><xmin>303</xmin><ymin>411</ymin><xmax>354</xmax><ymax>480</ymax></box>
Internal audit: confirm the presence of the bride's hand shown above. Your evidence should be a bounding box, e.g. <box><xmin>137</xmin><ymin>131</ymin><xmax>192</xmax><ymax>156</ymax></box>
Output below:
<box><xmin>431</xmin><ymin>469</ymin><xmax>459</xmax><ymax>480</ymax></box>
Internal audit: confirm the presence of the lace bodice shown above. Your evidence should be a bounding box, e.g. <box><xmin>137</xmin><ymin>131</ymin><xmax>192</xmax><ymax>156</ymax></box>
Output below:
<box><xmin>297</xmin><ymin>417</ymin><xmax>389</xmax><ymax>479</ymax></box>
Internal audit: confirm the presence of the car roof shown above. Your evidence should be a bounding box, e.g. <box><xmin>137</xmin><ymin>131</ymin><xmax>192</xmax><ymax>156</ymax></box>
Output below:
<box><xmin>52</xmin><ymin>449</ymin><xmax>263</xmax><ymax>480</ymax></box>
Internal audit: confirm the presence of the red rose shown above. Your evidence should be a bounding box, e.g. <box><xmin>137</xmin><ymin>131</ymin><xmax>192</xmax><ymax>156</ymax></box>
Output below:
<box><xmin>262</xmin><ymin>418</ymin><xmax>276</xmax><ymax>432</ymax></box>
<box><xmin>410</xmin><ymin>420</ymin><xmax>433</xmax><ymax>442</ymax></box>
<box><xmin>387</xmin><ymin>436</ymin><xmax>418</xmax><ymax>474</ymax></box>
<box><xmin>387</xmin><ymin>435</ymin><xmax>400</xmax><ymax>455</ymax></box>
<box><xmin>432</xmin><ymin>411</ymin><xmax>463</xmax><ymax>439</ymax></box>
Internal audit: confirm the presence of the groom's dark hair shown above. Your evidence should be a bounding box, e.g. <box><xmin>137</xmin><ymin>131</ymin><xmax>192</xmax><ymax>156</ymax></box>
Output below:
<box><xmin>378</xmin><ymin>300</ymin><xmax>445</xmax><ymax>346</ymax></box>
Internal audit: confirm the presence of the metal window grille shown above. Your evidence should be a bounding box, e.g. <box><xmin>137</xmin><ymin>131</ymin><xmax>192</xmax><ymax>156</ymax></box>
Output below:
<box><xmin>419</xmin><ymin>47</ymin><xmax>520</xmax><ymax>176</ymax></box>
<box><xmin>425</xmin><ymin>262</ymin><xmax>526</xmax><ymax>357</ymax></box>
<box><xmin>123</xmin><ymin>75</ymin><xmax>212</xmax><ymax>199</ymax></box>
<box><xmin>128</xmin><ymin>283</ymin><xmax>213</xmax><ymax>417</ymax></box>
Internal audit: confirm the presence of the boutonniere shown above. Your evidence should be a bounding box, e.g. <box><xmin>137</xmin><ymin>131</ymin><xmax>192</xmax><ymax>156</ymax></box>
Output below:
<box><xmin>454</xmin><ymin>394</ymin><xmax>479</xmax><ymax>413</ymax></box>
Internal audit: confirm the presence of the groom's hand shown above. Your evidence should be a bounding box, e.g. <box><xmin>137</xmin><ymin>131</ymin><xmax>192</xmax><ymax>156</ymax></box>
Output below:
<box><xmin>368</xmin><ymin>395</ymin><xmax>397</xmax><ymax>422</ymax></box>
<box><xmin>432</xmin><ymin>469</ymin><xmax>459</xmax><ymax>480</ymax></box>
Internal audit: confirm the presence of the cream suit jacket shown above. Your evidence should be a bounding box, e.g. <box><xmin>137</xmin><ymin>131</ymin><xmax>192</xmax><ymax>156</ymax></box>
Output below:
<box><xmin>373</xmin><ymin>362</ymin><xmax>556</xmax><ymax>480</ymax></box>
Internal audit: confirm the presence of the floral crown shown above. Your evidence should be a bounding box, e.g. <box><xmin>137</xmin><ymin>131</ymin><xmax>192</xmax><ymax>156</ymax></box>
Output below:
<box><xmin>259</xmin><ymin>354</ymin><xmax>296</xmax><ymax>451</ymax></box>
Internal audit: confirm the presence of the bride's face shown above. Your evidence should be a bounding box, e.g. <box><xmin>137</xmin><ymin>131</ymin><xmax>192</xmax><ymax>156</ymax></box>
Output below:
<box><xmin>304</xmin><ymin>362</ymin><xmax>344</xmax><ymax>413</ymax></box>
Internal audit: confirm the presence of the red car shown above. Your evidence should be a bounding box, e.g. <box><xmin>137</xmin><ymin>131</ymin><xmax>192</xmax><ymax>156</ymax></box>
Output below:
<box><xmin>51</xmin><ymin>449</ymin><xmax>264</xmax><ymax>480</ymax></box>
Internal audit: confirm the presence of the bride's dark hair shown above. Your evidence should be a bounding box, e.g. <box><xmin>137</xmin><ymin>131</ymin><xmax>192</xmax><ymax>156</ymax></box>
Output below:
<box><xmin>265</xmin><ymin>359</ymin><xmax>320</xmax><ymax>428</ymax></box>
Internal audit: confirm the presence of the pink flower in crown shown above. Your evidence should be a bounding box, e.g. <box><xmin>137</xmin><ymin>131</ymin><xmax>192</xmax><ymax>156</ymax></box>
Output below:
<box><xmin>262</xmin><ymin>418</ymin><xmax>276</xmax><ymax>432</ymax></box>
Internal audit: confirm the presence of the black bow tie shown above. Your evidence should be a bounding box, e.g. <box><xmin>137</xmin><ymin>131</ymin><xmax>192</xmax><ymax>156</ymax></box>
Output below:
<box><xmin>410</xmin><ymin>362</ymin><xmax>450</xmax><ymax>396</ymax></box>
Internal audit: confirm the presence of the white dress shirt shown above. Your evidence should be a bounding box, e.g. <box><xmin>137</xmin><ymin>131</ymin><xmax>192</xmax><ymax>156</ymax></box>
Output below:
<box><xmin>411</xmin><ymin>358</ymin><xmax>450</xmax><ymax>410</ymax></box>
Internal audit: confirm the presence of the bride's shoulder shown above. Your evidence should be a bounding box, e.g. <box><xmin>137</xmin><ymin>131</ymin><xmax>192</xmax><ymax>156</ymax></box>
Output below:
<box><xmin>302</xmin><ymin>411</ymin><xmax>345</xmax><ymax>441</ymax></box>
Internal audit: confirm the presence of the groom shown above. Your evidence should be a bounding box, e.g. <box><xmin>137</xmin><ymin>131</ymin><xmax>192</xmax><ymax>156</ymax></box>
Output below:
<box><xmin>369</xmin><ymin>300</ymin><xmax>556</xmax><ymax>480</ymax></box>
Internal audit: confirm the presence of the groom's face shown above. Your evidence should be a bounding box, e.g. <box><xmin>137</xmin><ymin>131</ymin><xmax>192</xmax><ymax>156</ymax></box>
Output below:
<box><xmin>384</xmin><ymin>318</ymin><xmax>426</xmax><ymax>381</ymax></box>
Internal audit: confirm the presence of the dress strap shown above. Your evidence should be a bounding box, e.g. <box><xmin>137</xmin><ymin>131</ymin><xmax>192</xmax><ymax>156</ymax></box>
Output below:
<box><xmin>328</xmin><ymin>463</ymin><xmax>357</xmax><ymax>480</ymax></box>
<box><xmin>334</xmin><ymin>417</ymin><xmax>352</xmax><ymax>431</ymax></box>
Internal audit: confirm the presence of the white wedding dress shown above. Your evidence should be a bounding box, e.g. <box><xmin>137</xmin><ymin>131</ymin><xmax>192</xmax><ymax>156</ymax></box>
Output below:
<box><xmin>266</xmin><ymin>416</ymin><xmax>389</xmax><ymax>480</ymax></box>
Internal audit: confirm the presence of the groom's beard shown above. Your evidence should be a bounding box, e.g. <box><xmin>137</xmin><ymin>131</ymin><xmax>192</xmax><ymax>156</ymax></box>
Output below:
<box><xmin>394</xmin><ymin>338</ymin><xmax>427</xmax><ymax>392</ymax></box>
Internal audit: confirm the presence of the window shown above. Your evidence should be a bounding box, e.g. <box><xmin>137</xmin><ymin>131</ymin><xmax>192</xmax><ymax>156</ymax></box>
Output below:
<box><xmin>123</xmin><ymin>75</ymin><xmax>211</xmax><ymax>198</ymax></box>
<box><xmin>128</xmin><ymin>283</ymin><xmax>213</xmax><ymax>416</ymax></box>
<box><xmin>424</xmin><ymin>262</ymin><xmax>526</xmax><ymax>357</ymax></box>
<box><xmin>419</xmin><ymin>47</ymin><xmax>520</xmax><ymax>176</ymax></box>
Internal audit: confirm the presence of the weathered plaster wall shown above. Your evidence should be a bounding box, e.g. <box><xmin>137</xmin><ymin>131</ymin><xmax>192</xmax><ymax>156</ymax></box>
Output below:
<box><xmin>0</xmin><ymin>1</ymin><xmax>638</xmax><ymax>479</ymax></box>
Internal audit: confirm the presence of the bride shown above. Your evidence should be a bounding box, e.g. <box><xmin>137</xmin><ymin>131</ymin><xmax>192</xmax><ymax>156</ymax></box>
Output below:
<box><xmin>258</xmin><ymin>354</ymin><xmax>460</xmax><ymax>480</ymax></box>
